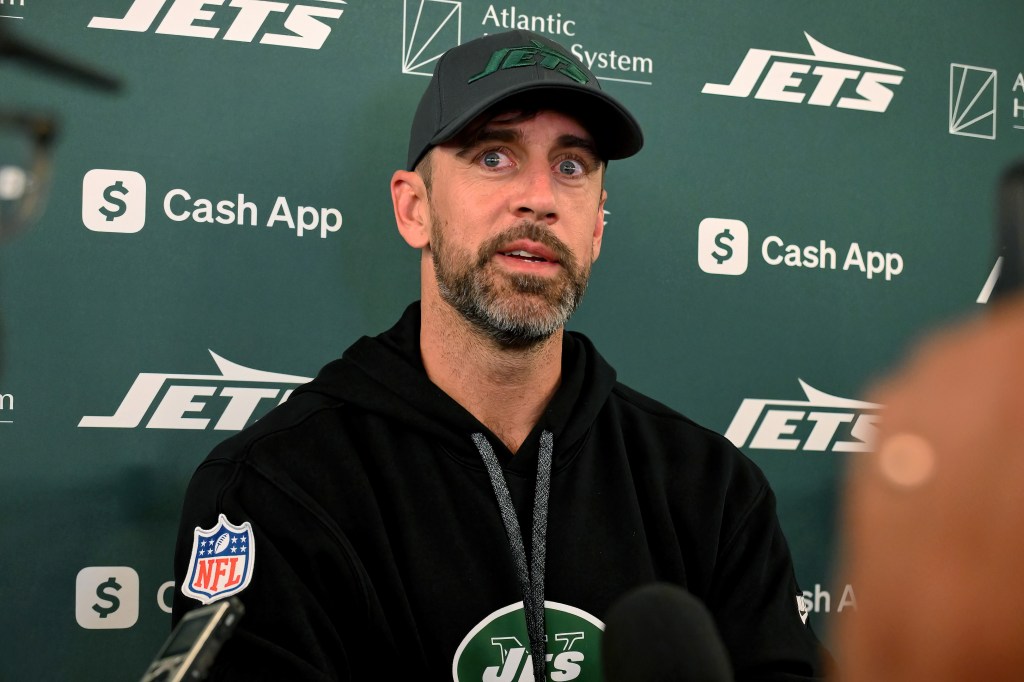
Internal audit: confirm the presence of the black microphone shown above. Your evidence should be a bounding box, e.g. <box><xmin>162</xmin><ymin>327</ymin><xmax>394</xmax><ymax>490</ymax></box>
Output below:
<box><xmin>602</xmin><ymin>583</ymin><xmax>733</xmax><ymax>682</ymax></box>
<box><xmin>0</xmin><ymin>22</ymin><xmax>121</xmax><ymax>91</ymax></box>
<box><xmin>991</xmin><ymin>160</ymin><xmax>1024</xmax><ymax>301</ymax></box>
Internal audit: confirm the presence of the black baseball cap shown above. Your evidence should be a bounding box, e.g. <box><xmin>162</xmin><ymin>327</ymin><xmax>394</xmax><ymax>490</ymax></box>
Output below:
<box><xmin>406</xmin><ymin>30</ymin><xmax>643</xmax><ymax>171</ymax></box>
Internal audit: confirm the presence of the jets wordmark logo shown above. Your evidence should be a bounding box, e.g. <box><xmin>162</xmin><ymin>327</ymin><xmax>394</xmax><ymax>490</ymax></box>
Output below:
<box><xmin>88</xmin><ymin>0</ymin><xmax>347</xmax><ymax>50</ymax></box>
<box><xmin>703</xmin><ymin>32</ymin><xmax>905</xmax><ymax>113</ymax></box>
<box><xmin>725</xmin><ymin>380</ymin><xmax>882</xmax><ymax>452</ymax></box>
<box><xmin>79</xmin><ymin>351</ymin><xmax>311</xmax><ymax>431</ymax></box>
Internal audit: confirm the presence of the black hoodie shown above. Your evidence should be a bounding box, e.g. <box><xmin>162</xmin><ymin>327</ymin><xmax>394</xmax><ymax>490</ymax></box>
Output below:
<box><xmin>172</xmin><ymin>303</ymin><xmax>826</xmax><ymax>680</ymax></box>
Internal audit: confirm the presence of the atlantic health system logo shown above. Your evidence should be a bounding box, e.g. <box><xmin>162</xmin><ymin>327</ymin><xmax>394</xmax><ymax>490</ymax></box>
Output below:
<box><xmin>703</xmin><ymin>32</ymin><xmax>905</xmax><ymax>113</ymax></box>
<box><xmin>0</xmin><ymin>0</ymin><xmax>28</xmax><ymax>21</ymax></box>
<box><xmin>949</xmin><ymin>64</ymin><xmax>997</xmax><ymax>139</ymax></box>
<box><xmin>949</xmin><ymin>63</ymin><xmax>1024</xmax><ymax>140</ymax></box>
<box><xmin>0</xmin><ymin>389</ymin><xmax>12</xmax><ymax>426</ymax></box>
<box><xmin>401</xmin><ymin>1</ymin><xmax>654</xmax><ymax>85</ymax></box>
<box><xmin>402</xmin><ymin>0</ymin><xmax>461</xmax><ymax>76</ymax></box>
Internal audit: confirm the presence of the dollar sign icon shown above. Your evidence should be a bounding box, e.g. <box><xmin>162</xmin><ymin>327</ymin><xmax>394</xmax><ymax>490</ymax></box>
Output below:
<box><xmin>83</xmin><ymin>169</ymin><xmax>146</xmax><ymax>233</ymax></box>
<box><xmin>99</xmin><ymin>181</ymin><xmax>129</xmax><ymax>222</ymax></box>
<box><xmin>698</xmin><ymin>218</ymin><xmax>748</xmax><ymax>276</ymax></box>
<box><xmin>712</xmin><ymin>228</ymin><xmax>734</xmax><ymax>265</ymax></box>
<box><xmin>92</xmin><ymin>577</ymin><xmax>122</xmax><ymax>618</ymax></box>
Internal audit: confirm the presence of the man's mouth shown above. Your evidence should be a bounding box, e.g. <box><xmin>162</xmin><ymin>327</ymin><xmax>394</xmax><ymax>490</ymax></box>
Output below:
<box><xmin>500</xmin><ymin>249</ymin><xmax>551</xmax><ymax>263</ymax></box>
<box><xmin>495</xmin><ymin>238</ymin><xmax>561</xmax><ymax>266</ymax></box>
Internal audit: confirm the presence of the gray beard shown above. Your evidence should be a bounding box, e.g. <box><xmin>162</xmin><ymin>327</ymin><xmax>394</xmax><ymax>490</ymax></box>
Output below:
<box><xmin>431</xmin><ymin>215</ymin><xmax>591</xmax><ymax>348</ymax></box>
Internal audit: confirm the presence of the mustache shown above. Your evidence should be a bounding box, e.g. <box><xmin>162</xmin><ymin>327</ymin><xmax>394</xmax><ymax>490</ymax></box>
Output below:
<box><xmin>475</xmin><ymin>220</ymin><xmax>576</xmax><ymax>269</ymax></box>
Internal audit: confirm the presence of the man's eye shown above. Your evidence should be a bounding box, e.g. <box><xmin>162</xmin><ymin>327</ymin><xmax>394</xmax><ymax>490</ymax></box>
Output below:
<box><xmin>480</xmin><ymin>150</ymin><xmax>512</xmax><ymax>169</ymax></box>
<box><xmin>557</xmin><ymin>159</ymin><xmax>585</xmax><ymax>176</ymax></box>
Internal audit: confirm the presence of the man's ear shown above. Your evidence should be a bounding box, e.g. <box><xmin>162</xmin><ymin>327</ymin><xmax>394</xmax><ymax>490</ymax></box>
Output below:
<box><xmin>592</xmin><ymin>188</ymin><xmax>607</xmax><ymax>262</ymax></box>
<box><xmin>391</xmin><ymin>169</ymin><xmax>429</xmax><ymax>249</ymax></box>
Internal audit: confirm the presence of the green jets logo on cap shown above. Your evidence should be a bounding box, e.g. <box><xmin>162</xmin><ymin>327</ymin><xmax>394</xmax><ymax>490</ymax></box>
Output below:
<box><xmin>468</xmin><ymin>40</ymin><xmax>589</xmax><ymax>85</ymax></box>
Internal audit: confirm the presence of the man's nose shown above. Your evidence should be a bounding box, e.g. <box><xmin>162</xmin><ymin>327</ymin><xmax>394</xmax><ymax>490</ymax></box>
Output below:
<box><xmin>510</xmin><ymin>161</ymin><xmax>558</xmax><ymax>225</ymax></box>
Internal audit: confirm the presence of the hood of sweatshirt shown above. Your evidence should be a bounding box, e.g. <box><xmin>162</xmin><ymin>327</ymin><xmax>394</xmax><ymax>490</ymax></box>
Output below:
<box><xmin>292</xmin><ymin>302</ymin><xmax>618</xmax><ymax>474</ymax></box>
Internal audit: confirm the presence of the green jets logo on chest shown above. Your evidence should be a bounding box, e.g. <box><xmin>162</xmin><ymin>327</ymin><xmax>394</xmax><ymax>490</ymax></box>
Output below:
<box><xmin>453</xmin><ymin>601</ymin><xmax>605</xmax><ymax>681</ymax></box>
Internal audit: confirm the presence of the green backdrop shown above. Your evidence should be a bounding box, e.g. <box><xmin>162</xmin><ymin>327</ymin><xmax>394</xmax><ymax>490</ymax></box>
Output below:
<box><xmin>2</xmin><ymin>0</ymin><xmax>1022</xmax><ymax>678</ymax></box>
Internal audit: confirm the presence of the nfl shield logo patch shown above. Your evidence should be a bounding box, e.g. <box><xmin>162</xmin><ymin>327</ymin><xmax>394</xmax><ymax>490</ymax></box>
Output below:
<box><xmin>181</xmin><ymin>514</ymin><xmax>255</xmax><ymax>604</ymax></box>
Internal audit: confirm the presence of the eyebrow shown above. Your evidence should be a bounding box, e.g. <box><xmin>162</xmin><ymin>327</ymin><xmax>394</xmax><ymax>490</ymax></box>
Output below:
<box><xmin>455</xmin><ymin>127</ymin><xmax>518</xmax><ymax>156</ymax></box>
<box><xmin>557</xmin><ymin>134</ymin><xmax>600</xmax><ymax>160</ymax></box>
<box><xmin>455</xmin><ymin>128</ymin><xmax>600</xmax><ymax>162</ymax></box>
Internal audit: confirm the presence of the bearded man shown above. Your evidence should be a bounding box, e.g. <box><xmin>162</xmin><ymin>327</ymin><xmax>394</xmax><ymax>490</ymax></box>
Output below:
<box><xmin>173</xmin><ymin>30</ymin><xmax>827</xmax><ymax>681</ymax></box>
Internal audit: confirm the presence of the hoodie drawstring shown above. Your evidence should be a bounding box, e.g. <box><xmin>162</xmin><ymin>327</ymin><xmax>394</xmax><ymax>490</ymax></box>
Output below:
<box><xmin>472</xmin><ymin>430</ymin><xmax>552</xmax><ymax>682</ymax></box>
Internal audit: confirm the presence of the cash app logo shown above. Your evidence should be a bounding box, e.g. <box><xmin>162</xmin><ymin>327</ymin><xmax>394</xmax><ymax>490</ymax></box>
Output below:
<box><xmin>452</xmin><ymin>601</ymin><xmax>604</xmax><ymax>681</ymax></box>
<box><xmin>82</xmin><ymin>169</ymin><xmax>147</xmax><ymax>233</ymax></box>
<box><xmin>698</xmin><ymin>218</ymin><xmax>749</xmax><ymax>276</ymax></box>
<box><xmin>76</xmin><ymin>566</ymin><xmax>140</xmax><ymax>629</ymax></box>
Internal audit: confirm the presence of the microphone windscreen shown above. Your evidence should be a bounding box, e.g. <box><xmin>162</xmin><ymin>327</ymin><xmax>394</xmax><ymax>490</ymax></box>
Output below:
<box><xmin>602</xmin><ymin>583</ymin><xmax>733</xmax><ymax>682</ymax></box>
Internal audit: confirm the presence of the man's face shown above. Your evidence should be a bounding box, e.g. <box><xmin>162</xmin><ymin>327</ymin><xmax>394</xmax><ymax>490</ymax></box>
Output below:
<box><xmin>423</xmin><ymin>110</ymin><xmax>607</xmax><ymax>347</ymax></box>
